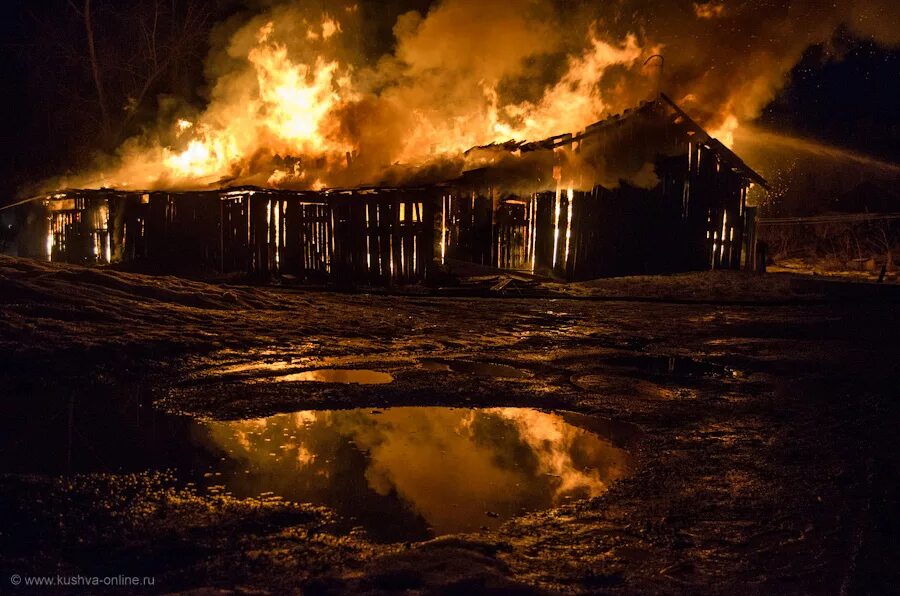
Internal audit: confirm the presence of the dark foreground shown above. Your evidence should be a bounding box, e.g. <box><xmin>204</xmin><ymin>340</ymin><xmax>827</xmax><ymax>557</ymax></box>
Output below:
<box><xmin>1</xmin><ymin>255</ymin><xmax>898</xmax><ymax>593</ymax></box>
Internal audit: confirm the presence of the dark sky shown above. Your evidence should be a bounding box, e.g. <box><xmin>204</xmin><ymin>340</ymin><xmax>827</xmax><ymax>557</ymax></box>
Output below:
<box><xmin>759</xmin><ymin>28</ymin><xmax>900</xmax><ymax>163</ymax></box>
<box><xmin>0</xmin><ymin>0</ymin><xmax>897</xmax><ymax>203</ymax></box>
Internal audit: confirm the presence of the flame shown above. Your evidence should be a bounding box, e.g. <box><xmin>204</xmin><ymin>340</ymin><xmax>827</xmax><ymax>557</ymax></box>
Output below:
<box><xmin>247</xmin><ymin>30</ymin><xmax>353</xmax><ymax>152</ymax></box>
<box><xmin>495</xmin><ymin>32</ymin><xmax>644</xmax><ymax>141</ymax></box>
<box><xmin>66</xmin><ymin>13</ymin><xmax>659</xmax><ymax>191</ymax></box>
<box><xmin>321</xmin><ymin>16</ymin><xmax>341</xmax><ymax>39</ymax></box>
<box><xmin>710</xmin><ymin>114</ymin><xmax>739</xmax><ymax>148</ymax></box>
<box><xmin>693</xmin><ymin>1</ymin><xmax>726</xmax><ymax>19</ymax></box>
<box><xmin>156</xmin><ymin>19</ymin><xmax>355</xmax><ymax>184</ymax></box>
<box><xmin>164</xmin><ymin>129</ymin><xmax>239</xmax><ymax>179</ymax></box>
<box><xmin>42</xmin><ymin>0</ymin><xmax>900</xmax><ymax>196</ymax></box>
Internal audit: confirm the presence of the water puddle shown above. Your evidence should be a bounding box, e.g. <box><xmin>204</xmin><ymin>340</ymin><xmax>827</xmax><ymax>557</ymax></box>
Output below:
<box><xmin>273</xmin><ymin>369</ymin><xmax>393</xmax><ymax>384</ymax></box>
<box><xmin>419</xmin><ymin>359</ymin><xmax>531</xmax><ymax>379</ymax></box>
<box><xmin>218</xmin><ymin>360</ymin><xmax>294</xmax><ymax>375</ymax></box>
<box><xmin>0</xmin><ymin>393</ymin><xmax>633</xmax><ymax>543</ymax></box>
<box><xmin>186</xmin><ymin>358</ymin><xmax>394</xmax><ymax>385</ymax></box>
<box><xmin>599</xmin><ymin>354</ymin><xmax>731</xmax><ymax>379</ymax></box>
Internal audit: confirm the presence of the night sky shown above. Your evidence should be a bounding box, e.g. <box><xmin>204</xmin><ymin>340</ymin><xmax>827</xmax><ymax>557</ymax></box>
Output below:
<box><xmin>759</xmin><ymin>28</ymin><xmax>900</xmax><ymax>164</ymax></box>
<box><xmin>0</xmin><ymin>0</ymin><xmax>897</xmax><ymax>205</ymax></box>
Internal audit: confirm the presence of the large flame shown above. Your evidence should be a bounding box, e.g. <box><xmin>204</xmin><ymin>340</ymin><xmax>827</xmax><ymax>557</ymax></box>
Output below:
<box><xmin>159</xmin><ymin>19</ymin><xmax>357</xmax><ymax>186</ymax></box>
<box><xmin>65</xmin><ymin>11</ymin><xmax>657</xmax><ymax>191</ymax></box>
<box><xmin>50</xmin><ymin>0</ymin><xmax>898</xmax><ymax>194</ymax></box>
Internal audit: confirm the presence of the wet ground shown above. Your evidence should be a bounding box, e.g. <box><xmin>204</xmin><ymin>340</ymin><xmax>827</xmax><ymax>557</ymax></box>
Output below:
<box><xmin>1</xmin><ymin>256</ymin><xmax>899</xmax><ymax>593</ymax></box>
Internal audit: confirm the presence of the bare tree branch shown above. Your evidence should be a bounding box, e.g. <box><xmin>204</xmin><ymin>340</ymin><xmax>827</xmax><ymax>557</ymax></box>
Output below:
<box><xmin>83</xmin><ymin>0</ymin><xmax>111</xmax><ymax>138</ymax></box>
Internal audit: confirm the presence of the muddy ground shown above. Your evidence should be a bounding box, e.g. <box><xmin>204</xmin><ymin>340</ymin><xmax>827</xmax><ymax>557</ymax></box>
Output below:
<box><xmin>1</xmin><ymin>255</ymin><xmax>899</xmax><ymax>593</ymax></box>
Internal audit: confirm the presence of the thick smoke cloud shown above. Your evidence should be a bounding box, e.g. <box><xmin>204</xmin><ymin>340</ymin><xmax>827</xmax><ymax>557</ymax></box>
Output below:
<box><xmin>358</xmin><ymin>0</ymin><xmax>900</xmax><ymax>135</ymax></box>
<box><xmin>616</xmin><ymin>0</ymin><xmax>900</xmax><ymax>129</ymax></box>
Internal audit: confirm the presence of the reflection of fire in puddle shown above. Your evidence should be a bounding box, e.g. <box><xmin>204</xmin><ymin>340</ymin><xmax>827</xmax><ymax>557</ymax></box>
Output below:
<box><xmin>273</xmin><ymin>369</ymin><xmax>393</xmax><ymax>384</ymax></box>
<box><xmin>204</xmin><ymin>407</ymin><xmax>632</xmax><ymax>541</ymax></box>
<box><xmin>1</xmin><ymin>394</ymin><xmax>635</xmax><ymax>543</ymax></box>
<box><xmin>419</xmin><ymin>359</ymin><xmax>531</xmax><ymax>379</ymax></box>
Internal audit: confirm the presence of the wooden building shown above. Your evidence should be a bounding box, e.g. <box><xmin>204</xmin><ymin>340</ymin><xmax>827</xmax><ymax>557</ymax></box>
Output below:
<box><xmin>441</xmin><ymin>94</ymin><xmax>767</xmax><ymax>279</ymax></box>
<box><xmin>12</xmin><ymin>95</ymin><xmax>765</xmax><ymax>284</ymax></box>
<box><xmin>15</xmin><ymin>187</ymin><xmax>437</xmax><ymax>285</ymax></box>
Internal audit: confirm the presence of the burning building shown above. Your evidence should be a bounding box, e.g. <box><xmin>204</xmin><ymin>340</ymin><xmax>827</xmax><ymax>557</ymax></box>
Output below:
<box><xmin>446</xmin><ymin>94</ymin><xmax>766</xmax><ymax>279</ymax></box>
<box><xmin>10</xmin><ymin>0</ymin><xmax>900</xmax><ymax>286</ymax></box>
<box><xmin>12</xmin><ymin>93</ymin><xmax>765</xmax><ymax>284</ymax></box>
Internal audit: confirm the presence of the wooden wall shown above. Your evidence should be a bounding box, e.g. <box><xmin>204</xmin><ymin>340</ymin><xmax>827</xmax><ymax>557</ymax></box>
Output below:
<box><xmin>21</xmin><ymin>150</ymin><xmax>750</xmax><ymax>284</ymax></box>
<box><xmin>24</xmin><ymin>187</ymin><xmax>437</xmax><ymax>285</ymax></box>
<box><xmin>19</xmin><ymin>192</ymin><xmax>129</xmax><ymax>265</ymax></box>
<box><xmin>438</xmin><ymin>144</ymin><xmax>751</xmax><ymax>281</ymax></box>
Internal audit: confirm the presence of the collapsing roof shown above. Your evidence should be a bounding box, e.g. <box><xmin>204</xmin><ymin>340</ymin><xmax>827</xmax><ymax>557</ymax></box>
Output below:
<box><xmin>462</xmin><ymin>94</ymin><xmax>767</xmax><ymax>191</ymax></box>
<box><xmin>5</xmin><ymin>94</ymin><xmax>764</xmax><ymax>211</ymax></box>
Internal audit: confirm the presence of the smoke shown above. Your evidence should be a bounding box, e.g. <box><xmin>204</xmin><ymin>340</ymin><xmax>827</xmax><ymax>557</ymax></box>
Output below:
<box><xmin>40</xmin><ymin>0</ymin><xmax>900</xmax><ymax>194</ymax></box>
<box><xmin>624</xmin><ymin>0</ymin><xmax>900</xmax><ymax>130</ymax></box>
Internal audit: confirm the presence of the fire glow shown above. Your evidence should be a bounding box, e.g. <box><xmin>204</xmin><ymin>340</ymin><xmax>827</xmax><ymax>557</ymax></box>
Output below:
<box><xmin>61</xmin><ymin>9</ymin><xmax>732</xmax><ymax>193</ymax></box>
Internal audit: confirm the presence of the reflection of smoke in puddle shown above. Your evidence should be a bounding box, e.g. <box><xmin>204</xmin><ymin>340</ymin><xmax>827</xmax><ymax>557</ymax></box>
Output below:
<box><xmin>203</xmin><ymin>407</ymin><xmax>633</xmax><ymax>541</ymax></box>
<box><xmin>273</xmin><ymin>369</ymin><xmax>393</xmax><ymax>385</ymax></box>
<box><xmin>1</xmin><ymin>392</ymin><xmax>637</xmax><ymax>543</ymax></box>
<box><xmin>419</xmin><ymin>359</ymin><xmax>530</xmax><ymax>378</ymax></box>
